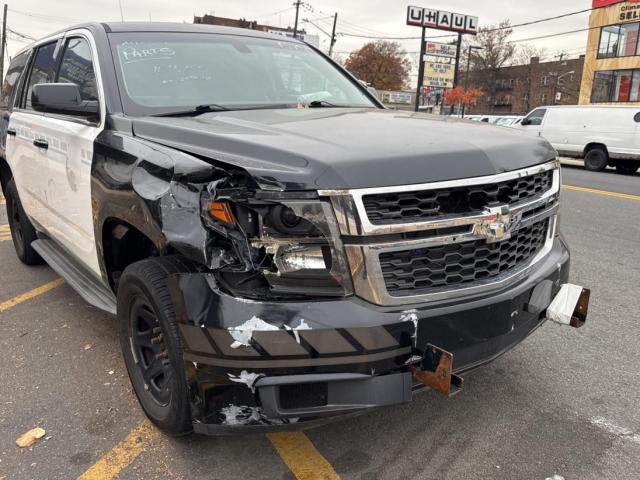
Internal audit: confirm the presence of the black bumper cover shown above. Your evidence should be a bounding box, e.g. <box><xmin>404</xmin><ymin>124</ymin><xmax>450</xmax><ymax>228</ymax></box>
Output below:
<box><xmin>168</xmin><ymin>237</ymin><xmax>570</xmax><ymax>434</ymax></box>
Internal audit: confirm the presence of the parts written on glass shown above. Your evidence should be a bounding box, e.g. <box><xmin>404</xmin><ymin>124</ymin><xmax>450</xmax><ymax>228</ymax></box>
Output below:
<box><xmin>598</xmin><ymin>21</ymin><xmax>640</xmax><ymax>59</ymax></box>
<box><xmin>591</xmin><ymin>68</ymin><xmax>640</xmax><ymax>103</ymax></box>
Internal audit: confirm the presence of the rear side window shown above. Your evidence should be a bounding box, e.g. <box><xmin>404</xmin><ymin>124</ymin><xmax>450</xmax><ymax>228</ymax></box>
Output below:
<box><xmin>57</xmin><ymin>37</ymin><xmax>98</xmax><ymax>102</ymax></box>
<box><xmin>0</xmin><ymin>51</ymin><xmax>29</xmax><ymax>109</ymax></box>
<box><xmin>23</xmin><ymin>42</ymin><xmax>58</xmax><ymax>110</ymax></box>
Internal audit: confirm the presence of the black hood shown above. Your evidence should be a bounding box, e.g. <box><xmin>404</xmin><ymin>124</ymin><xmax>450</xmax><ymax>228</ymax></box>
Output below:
<box><xmin>131</xmin><ymin>108</ymin><xmax>556</xmax><ymax>191</ymax></box>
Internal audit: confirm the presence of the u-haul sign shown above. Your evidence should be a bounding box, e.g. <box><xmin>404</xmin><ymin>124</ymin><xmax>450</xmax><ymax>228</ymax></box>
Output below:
<box><xmin>407</xmin><ymin>6</ymin><xmax>478</xmax><ymax>35</ymax></box>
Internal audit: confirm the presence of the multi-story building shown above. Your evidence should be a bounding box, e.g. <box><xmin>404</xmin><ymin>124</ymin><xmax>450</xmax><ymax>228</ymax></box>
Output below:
<box><xmin>464</xmin><ymin>56</ymin><xmax>585</xmax><ymax>115</ymax></box>
<box><xmin>579</xmin><ymin>0</ymin><xmax>640</xmax><ymax>105</ymax></box>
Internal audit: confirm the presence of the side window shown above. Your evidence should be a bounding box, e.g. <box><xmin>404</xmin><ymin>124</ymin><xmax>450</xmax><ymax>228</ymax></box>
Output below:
<box><xmin>526</xmin><ymin>108</ymin><xmax>547</xmax><ymax>126</ymax></box>
<box><xmin>57</xmin><ymin>37</ymin><xmax>98</xmax><ymax>102</ymax></box>
<box><xmin>23</xmin><ymin>42</ymin><xmax>58</xmax><ymax>110</ymax></box>
<box><xmin>0</xmin><ymin>51</ymin><xmax>30</xmax><ymax>109</ymax></box>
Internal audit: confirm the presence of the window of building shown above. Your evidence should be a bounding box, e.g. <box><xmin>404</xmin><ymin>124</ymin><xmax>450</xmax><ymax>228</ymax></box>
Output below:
<box><xmin>591</xmin><ymin>69</ymin><xmax>640</xmax><ymax>103</ymax></box>
<box><xmin>541</xmin><ymin>93</ymin><xmax>547</xmax><ymax>104</ymax></box>
<box><xmin>598</xmin><ymin>22</ymin><xmax>640</xmax><ymax>59</ymax></box>
<box><xmin>541</xmin><ymin>76</ymin><xmax>549</xmax><ymax>86</ymax></box>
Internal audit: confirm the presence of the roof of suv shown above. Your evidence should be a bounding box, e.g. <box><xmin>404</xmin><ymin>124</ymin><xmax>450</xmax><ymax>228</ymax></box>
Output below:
<box><xmin>100</xmin><ymin>21</ymin><xmax>287</xmax><ymax>38</ymax></box>
<box><xmin>14</xmin><ymin>22</ymin><xmax>302</xmax><ymax>56</ymax></box>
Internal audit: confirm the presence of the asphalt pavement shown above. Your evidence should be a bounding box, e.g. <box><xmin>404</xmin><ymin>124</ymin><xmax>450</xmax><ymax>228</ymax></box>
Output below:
<box><xmin>0</xmin><ymin>163</ymin><xmax>639</xmax><ymax>480</ymax></box>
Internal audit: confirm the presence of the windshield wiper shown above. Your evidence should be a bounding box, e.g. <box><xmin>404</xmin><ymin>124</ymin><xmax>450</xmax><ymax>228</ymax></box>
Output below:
<box><xmin>151</xmin><ymin>104</ymin><xmax>230</xmax><ymax>117</ymax></box>
<box><xmin>307</xmin><ymin>100</ymin><xmax>339</xmax><ymax>108</ymax></box>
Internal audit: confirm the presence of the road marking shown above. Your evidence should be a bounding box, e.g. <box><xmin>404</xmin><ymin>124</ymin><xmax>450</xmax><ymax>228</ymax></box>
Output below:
<box><xmin>267</xmin><ymin>431</ymin><xmax>341</xmax><ymax>480</ymax></box>
<box><xmin>562</xmin><ymin>185</ymin><xmax>640</xmax><ymax>201</ymax></box>
<box><xmin>0</xmin><ymin>278</ymin><xmax>65</xmax><ymax>313</ymax></box>
<box><xmin>0</xmin><ymin>224</ymin><xmax>11</xmax><ymax>241</ymax></box>
<box><xmin>77</xmin><ymin>420</ymin><xmax>159</xmax><ymax>480</ymax></box>
<box><xmin>590</xmin><ymin>417</ymin><xmax>640</xmax><ymax>445</ymax></box>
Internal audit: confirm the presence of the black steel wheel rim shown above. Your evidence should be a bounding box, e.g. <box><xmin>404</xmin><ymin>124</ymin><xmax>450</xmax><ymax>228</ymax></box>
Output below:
<box><xmin>9</xmin><ymin>195</ymin><xmax>24</xmax><ymax>252</ymax></box>
<box><xmin>130</xmin><ymin>297</ymin><xmax>172</xmax><ymax>406</ymax></box>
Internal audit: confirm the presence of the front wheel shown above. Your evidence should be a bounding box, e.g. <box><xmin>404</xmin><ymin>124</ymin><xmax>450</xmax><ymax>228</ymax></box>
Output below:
<box><xmin>118</xmin><ymin>256</ymin><xmax>192</xmax><ymax>436</ymax></box>
<box><xmin>584</xmin><ymin>147</ymin><xmax>608</xmax><ymax>172</ymax></box>
<box><xmin>615</xmin><ymin>161</ymin><xmax>639</xmax><ymax>176</ymax></box>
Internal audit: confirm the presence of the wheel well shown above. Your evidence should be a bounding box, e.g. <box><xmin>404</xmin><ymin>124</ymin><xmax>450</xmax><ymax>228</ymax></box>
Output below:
<box><xmin>584</xmin><ymin>143</ymin><xmax>608</xmax><ymax>158</ymax></box>
<box><xmin>0</xmin><ymin>158</ymin><xmax>12</xmax><ymax>195</ymax></box>
<box><xmin>102</xmin><ymin>219</ymin><xmax>160</xmax><ymax>291</ymax></box>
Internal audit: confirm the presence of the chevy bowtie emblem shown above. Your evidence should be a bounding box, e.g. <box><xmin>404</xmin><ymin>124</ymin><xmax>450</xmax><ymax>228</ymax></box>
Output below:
<box><xmin>476</xmin><ymin>205</ymin><xmax>522</xmax><ymax>243</ymax></box>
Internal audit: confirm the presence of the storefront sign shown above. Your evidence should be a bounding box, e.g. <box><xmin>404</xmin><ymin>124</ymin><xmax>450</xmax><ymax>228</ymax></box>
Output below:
<box><xmin>423</xmin><ymin>61</ymin><xmax>455</xmax><ymax>88</ymax></box>
<box><xmin>425</xmin><ymin>41</ymin><xmax>457</xmax><ymax>58</ymax></box>
<box><xmin>619</xmin><ymin>2</ymin><xmax>640</xmax><ymax>21</ymax></box>
<box><xmin>407</xmin><ymin>6</ymin><xmax>478</xmax><ymax>34</ymax></box>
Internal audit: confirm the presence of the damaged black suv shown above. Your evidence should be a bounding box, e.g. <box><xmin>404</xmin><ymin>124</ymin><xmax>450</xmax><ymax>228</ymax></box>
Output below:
<box><xmin>0</xmin><ymin>23</ymin><xmax>589</xmax><ymax>434</ymax></box>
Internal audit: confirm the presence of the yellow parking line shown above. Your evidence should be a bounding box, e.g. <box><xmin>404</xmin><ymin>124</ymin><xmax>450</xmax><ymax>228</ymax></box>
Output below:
<box><xmin>0</xmin><ymin>278</ymin><xmax>65</xmax><ymax>313</ymax></box>
<box><xmin>562</xmin><ymin>184</ymin><xmax>640</xmax><ymax>201</ymax></box>
<box><xmin>267</xmin><ymin>431</ymin><xmax>341</xmax><ymax>480</ymax></box>
<box><xmin>77</xmin><ymin>420</ymin><xmax>159</xmax><ymax>480</ymax></box>
<box><xmin>0</xmin><ymin>224</ymin><xmax>11</xmax><ymax>241</ymax></box>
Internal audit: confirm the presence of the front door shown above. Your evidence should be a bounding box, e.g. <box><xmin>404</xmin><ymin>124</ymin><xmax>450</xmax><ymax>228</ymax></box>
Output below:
<box><xmin>39</xmin><ymin>33</ymin><xmax>104</xmax><ymax>276</ymax></box>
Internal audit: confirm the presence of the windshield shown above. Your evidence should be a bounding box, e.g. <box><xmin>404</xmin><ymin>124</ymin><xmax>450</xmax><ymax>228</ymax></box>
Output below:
<box><xmin>108</xmin><ymin>32</ymin><xmax>376</xmax><ymax>115</ymax></box>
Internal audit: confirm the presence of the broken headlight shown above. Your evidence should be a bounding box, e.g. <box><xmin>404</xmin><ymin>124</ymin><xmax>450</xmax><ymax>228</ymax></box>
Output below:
<box><xmin>258</xmin><ymin>200</ymin><xmax>354</xmax><ymax>298</ymax></box>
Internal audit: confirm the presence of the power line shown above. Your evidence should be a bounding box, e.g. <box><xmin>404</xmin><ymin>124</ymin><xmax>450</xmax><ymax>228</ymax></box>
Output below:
<box><xmin>7</xmin><ymin>27</ymin><xmax>35</xmax><ymax>41</ymax></box>
<box><xmin>337</xmin><ymin>6</ymin><xmax>598</xmax><ymax>40</ymax></box>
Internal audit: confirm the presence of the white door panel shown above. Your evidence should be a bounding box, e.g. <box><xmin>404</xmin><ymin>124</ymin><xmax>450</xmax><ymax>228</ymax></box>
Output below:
<box><xmin>6</xmin><ymin>112</ymin><xmax>48</xmax><ymax>228</ymax></box>
<box><xmin>37</xmin><ymin>114</ymin><xmax>101</xmax><ymax>274</ymax></box>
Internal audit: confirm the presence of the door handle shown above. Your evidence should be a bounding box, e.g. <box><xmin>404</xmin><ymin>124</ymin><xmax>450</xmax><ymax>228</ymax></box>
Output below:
<box><xmin>33</xmin><ymin>138</ymin><xmax>49</xmax><ymax>149</ymax></box>
<box><xmin>7</xmin><ymin>128</ymin><xmax>16</xmax><ymax>136</ymax></box>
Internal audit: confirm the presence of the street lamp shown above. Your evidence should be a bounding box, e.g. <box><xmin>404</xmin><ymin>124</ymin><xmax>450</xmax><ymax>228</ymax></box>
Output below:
<box><xmin>462</xmin><ymin>45</ymin><xmax>483</xmax><ymax>117</ymax></box>
<box><xmin>552</xmin><ymin>70</ymin><xmax>575</xmax><ymax>105</ymax></box>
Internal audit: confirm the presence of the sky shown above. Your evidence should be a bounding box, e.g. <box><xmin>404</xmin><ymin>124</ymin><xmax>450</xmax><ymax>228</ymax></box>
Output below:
<box><xmin>5</xmin><ymin>0</ymin><xmax>593</xmax><ymax>62</ymax></box>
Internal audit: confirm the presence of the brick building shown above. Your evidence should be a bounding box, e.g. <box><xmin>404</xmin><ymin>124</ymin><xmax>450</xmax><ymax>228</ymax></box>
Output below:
<box><xmin>464</xmin><ymin>55</ymin><xmax>585</xmax><ymax>115</ymax></box>
<box><xmin>193</xmin><ymin>14</ymin><xmax>319</xmax><ymax>47</ymax></box>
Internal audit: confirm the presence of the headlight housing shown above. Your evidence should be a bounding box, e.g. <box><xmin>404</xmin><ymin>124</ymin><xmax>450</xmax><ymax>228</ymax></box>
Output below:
<box><xmin>258</xmin><ymin>200</ymin><xmax>354</xmax><ymax>297</ymax></box>
<box><xmin>201</xmin><ymin>192</ymin><xmax>353</xmax><ymax>299</ymax></box>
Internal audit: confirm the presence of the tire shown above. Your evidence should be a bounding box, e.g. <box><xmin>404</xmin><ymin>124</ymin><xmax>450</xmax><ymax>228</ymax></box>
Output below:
<box><xmin>615</xmin><ymin>162</ymin><xmax>639</xmax><ymax>176</ymax></box>
<box><xmin>117</xmin><ymin>256</ymin><xmax>193</xmax><ymax>436</ymax></box>
<box><xmin>584</xmin><ymin>147</ymin><xmax>608</xmax><ymax>172</ymax></box>
<box><xmin>4</xmin><ymin>178</ymin><xmax>43</xmax><ymax>265</ymax></box>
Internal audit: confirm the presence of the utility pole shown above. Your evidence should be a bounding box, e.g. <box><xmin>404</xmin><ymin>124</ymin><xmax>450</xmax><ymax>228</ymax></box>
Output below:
<box><xmin>0</xmin><ymin>4</ymin><xmax>6</xmax><ymax>83</ymax></box>
<box><xmin>462</xmin><ymin>45</ymin><xmax>483</xmax><ymax>117</ymax></box>
<box><xmin>414</xmin><ymin>26</ymin><xmax>426</xmax><ymax>113</ymax></box>
<box><xmin>328</xmin><ymin>12</ymin><xmax>338</xmax><ymax>57</ymax></box>
<box><xmin>293</xmin><ymin>0</ymin><xmax>302</xmax><ymax>39</ymax></box>
<box><xmin>447</xmin><ymin>32</ymin><xmax>463</xmax><ymax>115</ymax></box>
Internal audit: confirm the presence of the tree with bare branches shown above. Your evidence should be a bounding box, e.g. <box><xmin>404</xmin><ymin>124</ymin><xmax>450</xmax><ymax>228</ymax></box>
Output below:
<box><xmin>467</xmin><ymin>21</ymin><xmax>516</xmax><ymax>113</ymax></box>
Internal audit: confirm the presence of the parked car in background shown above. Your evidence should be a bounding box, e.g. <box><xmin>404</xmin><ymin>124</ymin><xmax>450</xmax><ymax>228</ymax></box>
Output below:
<box><xmin>494</xmin><ymin>116</ymin><xmax>523</xmax><ymax>127</ymax></box>
<box><xmin>519</xmin><ymin>105</ymin><xmax>640</xmax><ymax>174</ymax></box>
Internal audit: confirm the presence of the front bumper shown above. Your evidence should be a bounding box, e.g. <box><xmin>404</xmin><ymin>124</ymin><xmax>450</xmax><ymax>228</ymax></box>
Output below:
<box><xmin>170</xmin><ymin>237</ymin><xmax>572</xmax><ymax>434</ymax></box>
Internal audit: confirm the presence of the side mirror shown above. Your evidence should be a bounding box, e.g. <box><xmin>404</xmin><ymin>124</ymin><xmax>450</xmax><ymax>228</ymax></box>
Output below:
<box><xmin>366</xmin><ymin>86</ymin><xmax>379</xmax><ymax>100</ymax></box>
<box><xmin>521</xmin><ymin>118</ymin><xmax>531</xmax><ymax>126</ymax></box>
<box><xmin>32</xmin><ymin>83</ymin><xmax>99</xmax><ymax>118</ymax></box>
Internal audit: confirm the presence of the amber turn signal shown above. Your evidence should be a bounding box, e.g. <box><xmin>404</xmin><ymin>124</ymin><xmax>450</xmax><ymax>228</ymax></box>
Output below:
<box><xmin>207</xmin><ymin>201</ymin><xmax>236</xmax><ymax>225</ymax></box>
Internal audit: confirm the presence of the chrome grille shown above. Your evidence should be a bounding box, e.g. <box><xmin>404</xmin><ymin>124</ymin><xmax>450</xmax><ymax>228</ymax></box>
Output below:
<box><xmin>363</xmin><ymin>170</ymin><xmax>553</xmax><ymax>225</ymax></box>
<box><xmin>320</xmin><ymin>160</ymin><xmax>561</xmax><ymax>306</ymax></box>
<box><xmin>379</xmin><ymin>219</ymin><xmax>549</xmax><ymax>297</ymax></box>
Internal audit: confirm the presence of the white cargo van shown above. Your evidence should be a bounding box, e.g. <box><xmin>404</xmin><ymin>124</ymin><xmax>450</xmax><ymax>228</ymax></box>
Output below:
<box><xmin>519</xmin><ymin>105</ymin><xmax>640</xmax><ymax>174</ymax></box>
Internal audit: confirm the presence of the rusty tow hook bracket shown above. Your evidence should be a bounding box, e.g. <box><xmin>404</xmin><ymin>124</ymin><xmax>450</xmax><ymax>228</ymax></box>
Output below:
<box><xmin>410</xmin><ymin>344</ymin><xmax>464</xmax><ymax>397</ymax></box>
